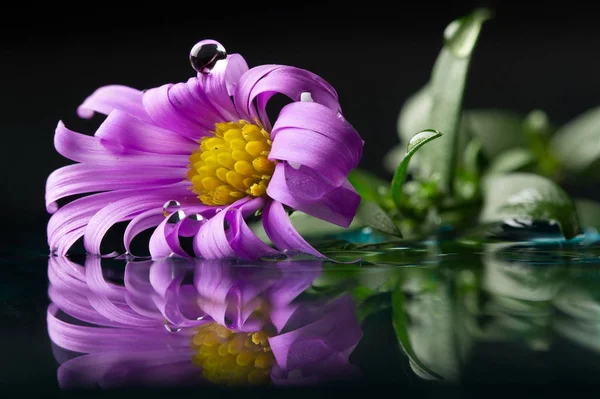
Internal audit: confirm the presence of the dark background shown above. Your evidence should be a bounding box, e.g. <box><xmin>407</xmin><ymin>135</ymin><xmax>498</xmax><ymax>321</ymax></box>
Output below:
<box><xmin>2</xmin><ymin>0</ymin><xmax>600</xmax><ymax>248</ymax></box>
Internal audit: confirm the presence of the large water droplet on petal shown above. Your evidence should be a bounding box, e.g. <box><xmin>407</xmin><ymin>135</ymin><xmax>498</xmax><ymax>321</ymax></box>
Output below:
<box><xmin>163</xmin><ymin>200</ymin><xmax>181</xmax><ymax>217</ymax></box>
<box><xmin>189</xmin><ymin>40</ymin><xmax>227</xmax><ymax>74</ymax></box>
<box><xmin>407</xmin><ymin>129</ymin><xmax>442</xmax><ymax>153</ymax></box>
<box><xmin>167</xmin><ymin>210</ymin><xmax>186</xmax><ymax>224</ymax></box>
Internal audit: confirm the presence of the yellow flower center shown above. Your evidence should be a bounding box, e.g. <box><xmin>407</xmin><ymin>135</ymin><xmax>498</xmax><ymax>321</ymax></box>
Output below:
<box><xmin>188</xmin><ymin>121</ymin><xmax>275</xmax><ymax>206</ymax></box>
<box><xmin>191</xmin><ymin>322</ymin><xmax>274</xmax><ymax>386</ymax></box>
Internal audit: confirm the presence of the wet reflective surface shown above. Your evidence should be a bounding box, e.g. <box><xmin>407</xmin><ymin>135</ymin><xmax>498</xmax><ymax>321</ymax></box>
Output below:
<box><xmin>5</xmin><ymin>234</ymin><xmax>600</xmax><ymax>395</ymax></box>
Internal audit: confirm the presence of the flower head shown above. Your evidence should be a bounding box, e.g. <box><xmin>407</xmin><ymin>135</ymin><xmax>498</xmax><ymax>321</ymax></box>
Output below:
<box><xmin>47</xmin><ymin>256</ymin><xmax>362</xmax><ymax>388</ymax></box>
<box><xmin>47</xmin><ymin>40</ymin><xmax>363</xmax><ymax>259</ymax></box>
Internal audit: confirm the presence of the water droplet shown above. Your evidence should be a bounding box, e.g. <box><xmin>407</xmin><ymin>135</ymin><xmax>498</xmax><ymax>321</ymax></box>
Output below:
<box><xmin>189</xmin><ymin>40</ymin><xmax>227</xmax><ymax>74</ymax></box>
<box><xmin>164</xmin><ymin>322</ymin><xmax>182</xmax><ymax>333</ymax></box>
<box><xmin>196</xmin><ymin>315</ymin><xmax>206</xmax><ymax>321</ymax></box>
<box><xmin>167</xmin><ymin>210</ymin><xmax>186</xmax><ymax>224</ymax></box>
<box><xmin>163</xmin><ymin>200</ymin><xmax>181</xmax><ymax>217</ymax></box>
<box><xmin>407</xmin><ymin>129</ymin><xmax>442</xmax><ymax>153</ymax></box>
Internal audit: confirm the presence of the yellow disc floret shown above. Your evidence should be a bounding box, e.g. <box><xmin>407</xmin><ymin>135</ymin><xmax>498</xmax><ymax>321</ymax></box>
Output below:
<box><xmin>191</xmin><ymin>322</ymin><xmax>275</xmax><ymax>386</ymax></box>
<box><xmin>188</xmin><ymin>121</ymin><xmax>275</xmax><ymax>206</ymax></box>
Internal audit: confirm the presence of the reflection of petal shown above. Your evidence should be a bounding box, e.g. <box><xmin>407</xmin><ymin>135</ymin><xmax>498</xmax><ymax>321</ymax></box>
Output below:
<box><xmin>57</xmin><ymin>350</ymin><xmax>196</xmax><ymax>389</ymax></box>
<box><xmin>269</xmin><ymin>294</ymin><xmax>361</xmax><ymax>381</ymax></box>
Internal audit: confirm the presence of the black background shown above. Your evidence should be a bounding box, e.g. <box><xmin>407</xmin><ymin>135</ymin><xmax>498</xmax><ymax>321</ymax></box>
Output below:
<box><xmin>3</xmin><ymin>0</ymin><xmax>600</xmax><ymax>247</ymax></box>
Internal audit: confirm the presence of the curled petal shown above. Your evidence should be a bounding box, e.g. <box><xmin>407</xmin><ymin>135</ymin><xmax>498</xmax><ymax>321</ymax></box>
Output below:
<box><xmin>193</xmin><ymin>197</ymin><xmax>278</xmax><ymax>260</ymax></box>
<box><xmin>149</xmin><ymin>206</ymin><xmax>213</xmax><ymax>259</ymax></box>
<box><xmin>46</xmin><ymin>164</ymin><xmax>186</xmax><ymax>213</ymax></box>
<box><xmin>95</xmin><ymin>110</ymin><xmax>199</xmax><ymax>155</ymax></box>
<box><xmin>123</xmin><ymin>209</ymin><xmax>166</xmax><ymax>257</ymax></box>
<box><xmin>267</xmin><ymin>163</ymin><xmax>360</xmax><ymax>228</ymax></box>
<box><xmin>83</xmin><ymin>190</ymin><xmax>193</xmax><ymax>255</ymax></box>
<box><xmin>270</xmin><ymin>127</ymin><xmax>356</xmax><ymax>187</ymax></box>
<box><xmin>77</xmin><ymin>85</ymin><xmax>150</xmax><ymax>122</ymax></box>
<box><xmin>195</xmin><ymin>53</ymin><xmax>248</xmax><ymax>122</ymax></box>
<box><xmin>262</xmin><ymin>200</ymin><xmax>322</xmax><ymax>257</ymax></box>
<box><xmin>234</xmin><ymin>65</ymin><xmax>340</xmax><ymax>129</ymax></box>
<box><xmin>54</xmin><ymin>122</ymin><xmax>188</xmax><ymax>167</ymax></box>
<box><xmin>269</xmin><ymin>295</ymin><xmax>362</xmax><ymax>370</ymax></box>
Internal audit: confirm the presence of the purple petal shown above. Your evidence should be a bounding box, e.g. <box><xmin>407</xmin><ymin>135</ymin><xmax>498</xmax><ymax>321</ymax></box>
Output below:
<box><xmin>267</xmin><ymin>163</ymin><xmax>360</xmax><ymax>228</ymax></box>
<box><xmin>233</xmin><ymin>65</ymin><xmax>340</xmax><ymax>130</ymax></box>
<box><xmin>45</xmin><ymin>163</ymin><xmax>186</xmax><ymax>213</ymax></box>
<box><xmin>195</xmin><ymin>53</ymin><xmax>248</xmax><ymax>122</ymax></box>
<box><xmin>262</xmin><ymin>200</ymin><xmax>322</xmax><ymax>257</ymax></box>
<box><xmin>54</xmin><ymin>121</ymin><xmax>189</xmax><ymax>167</ymax></box>
<box><xmin>83</xmin><ymin>190</ymin><xmax>194</xmax><ymax>255</ymax></box>
<box><xmin>266</xmin><ymin>260</ymin><xmax>322</xmax><ymax>308</ymax></box>
<box><xmin>149</xmin><ymin>206</ymin><xmax>213</xmax><ymax>259</ymax></box>
<box><xmin>77</xmin><ymin>85</ymin><xmax>150</xmax><ymax>122</ymax></box>
<box><xmin>123</xmin><ymin>260</ymin><xmax>165</xmax><ymax>319</ymax></box>
<box><xmin>268</xmin><ymin>295</ymin><xmax>362</xmax><ymax>370</ymax></box>
<box><xmin>123</xmin><ymin>209</ymin><xmax>166</xmax><ymax>257</ymax></box>
<box><xmin>95</xmin><ymin>110</ymin><xmax>199</xmax><ymax>155</ymax></box>
<box><xmin>48</xmin><ymin>304</ymin><xmax>192</xmax><ymax>353</ymax></box>
<box><xmin>270</xmin><ymin>102</ymin><xmax>362</xmax><ymax>186</ymax></box>
<box><xmin>57</xmin><ymin>351</ymin><xmax>195</xmax><ymax>390</ymax></box>
<box><xmin>142</xmin><ymin>54</ymin><xmax>247</xmax><ymax>141</ymax></box>
<box><xmin>193</xmin><ymin>197</ymin><xmax>279</xmax><ymax>260</ymax></box>
<box><xmin>84</xmin><ymin>256</ymin><xmax>125</xmax><ymax>302</ymax></box>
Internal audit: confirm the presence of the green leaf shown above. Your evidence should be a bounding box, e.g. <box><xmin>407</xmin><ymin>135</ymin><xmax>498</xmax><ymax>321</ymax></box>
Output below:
<box><xmin>575</xmin><ymin>199</ymin><xmax>600</xmax><ymax>230</ymax></box>
<box><xmin>463</xmin><ymin>109</ymin><xmax>526</xmax><ymax>159</ymax></box>
<box><xmin>479</xmin><ymin>173</ymin><xmax>580</xmax><ymax>239</ymax></box>
<box><xmin>391</xmin><ymin>129</ymin><xmax>443</xmax><ymax>210</ymax></box>
<box><xmin>443</xmin><ymin>8</ymin><xmax>494</xmax><ymax>58</ymax></box>
<box><xmin>348</xmin><ymin>169</ymin><xmax>390</xmax><ymax>205</ymax></box>
<box><xmin>550</xmin><ymin>106</ymin><xmax>600</xmax><ymax>179</ymax></box>
<box><xmin>355</xmin><ymin>199</ymin><xmax>402</xmax><ymax>237</ymax></box>
<box><xmin>486</xmin><ymin>148</ymin><xmax>536</xmax><ymax>174</ymax></box>
<box><xmin>417</xmin><ymin>9</ymin><xmax>491</xmax><ymax>192</ymax></box>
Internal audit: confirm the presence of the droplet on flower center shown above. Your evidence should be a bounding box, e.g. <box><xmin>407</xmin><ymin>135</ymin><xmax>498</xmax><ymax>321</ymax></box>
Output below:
<box><xmin>188</xmin><ymin>121</ymin><xmax>275</xmax><ymax>206</ymax></box>
<box><xmin>191</xmin><ymin>322</ymin><xmax>274</xmax><ymax>386</ymax></box>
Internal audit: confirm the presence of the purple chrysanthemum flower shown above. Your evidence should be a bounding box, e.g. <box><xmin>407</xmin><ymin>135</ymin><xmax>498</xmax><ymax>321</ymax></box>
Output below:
<box><xmin>47</xmin><ymin>256</ymin><xmax>362</xmax><ymax>388</ymax></box>
<box><xmin>46</xmin><ymin>40</ymin><xmax>363</xmax><ymax>260</ymax></box>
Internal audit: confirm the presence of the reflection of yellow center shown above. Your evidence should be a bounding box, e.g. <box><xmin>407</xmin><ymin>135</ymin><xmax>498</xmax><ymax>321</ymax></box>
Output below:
<box><xmin>188</xmin><ymin>121</ymin><xmax>275</xmax><ymax>206</ymax></box>
<box><xmin>191</xmin><ymin>322</ymin><xmax>274</xmax><ymax>385</ymax></box>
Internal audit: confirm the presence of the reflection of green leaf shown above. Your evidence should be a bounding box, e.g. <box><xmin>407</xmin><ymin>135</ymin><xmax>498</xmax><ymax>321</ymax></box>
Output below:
<box><xmin>417</xmin><ymin>9</ymin><xmax>490</xmax><ymax>192</ymax></box>
<box><xmin>479</xmin><ymin>173</ymin><xmax>580</xmax><ymax>239</ymax></box>
<box><xmin>391</xmin><ymin>130</ymin><xmax>443</xmax><ymax>210</ymax></box>
<box><xmin>348</xmin><ymin>169</ymin><xmax>390</xmax><ymax>205</ymax></box>
<box><xmin>355</xmin><ymin>200</ymin><xmax>402</xmax><ymax>237</ymax></box>
<box><xmin>464</xmin><ymin>109</ymin><xmax>525</xmax><ymax>159</ymax></box>
<box><xmin>550</xmin><ymin>106</ymin><xmax>600</xmax><ymax>179</ymax></box>
<box><xmin>486</xmin><ymin>148</ymin><xmax>536</xmax><ymax>174</ymax></box>
<box><xmin>392</xmin><ymin>280</ymin><xmax>444</xmax><ymax>381</ymax></box>
<box><xmin>575</xmin><ymin>199</ymin><xmax>600</xmax><ymax>230</ymax></box>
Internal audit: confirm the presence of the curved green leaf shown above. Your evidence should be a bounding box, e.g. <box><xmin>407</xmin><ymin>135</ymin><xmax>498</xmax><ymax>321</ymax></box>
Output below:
<box><xmin>391</xmin><ymin>129</ymin><xmax>443</xmax><ymax>209</ymax></box>
<box><xmin>417</xmin><ymin>9</ymin><xmax>491</xmax><ymax>192</ymax></box>
<box><xmin>479</xmin><ymin>173</ymin><xmax>580</xmax><ymax>239</ymax></box>
<box><xmin>550</xmin><ymin>106</ymin><xmax>600</xmax><ymax>180</ymax></box>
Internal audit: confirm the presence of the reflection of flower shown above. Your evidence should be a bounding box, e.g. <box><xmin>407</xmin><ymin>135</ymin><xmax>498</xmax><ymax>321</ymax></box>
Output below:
<box><xmin>46</xmin><ymin>40</ymin><xmax>362</xmax><ymax>259</ymax></box>
<box><xmin>47</xmin><ymin>256</ymin><xmax>362</xmax><ymax>388</ymax></box>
